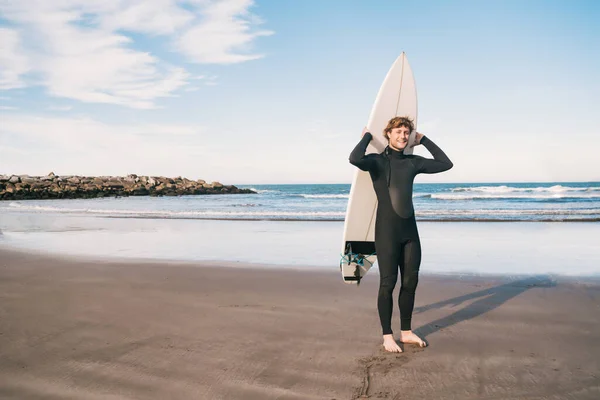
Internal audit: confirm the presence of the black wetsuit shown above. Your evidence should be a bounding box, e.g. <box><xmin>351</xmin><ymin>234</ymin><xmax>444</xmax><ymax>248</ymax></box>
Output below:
<box><xmin>349</xmin><ymin>133</ymin><xmax>453</xmax><ymax>334</ymax></box>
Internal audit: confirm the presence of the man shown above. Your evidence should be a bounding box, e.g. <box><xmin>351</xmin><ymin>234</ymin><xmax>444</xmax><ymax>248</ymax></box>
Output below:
<box><xmin>349</xmin><ymin>116</ymin><xmax>453</xmax><ymax>353</ymax></box>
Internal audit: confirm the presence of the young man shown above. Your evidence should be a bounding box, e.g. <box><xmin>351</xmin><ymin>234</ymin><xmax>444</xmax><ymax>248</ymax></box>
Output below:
<box><xmin>349</xmin><ymin>116</ymin><xmax>453</xmax><ymax>353</ymax></box>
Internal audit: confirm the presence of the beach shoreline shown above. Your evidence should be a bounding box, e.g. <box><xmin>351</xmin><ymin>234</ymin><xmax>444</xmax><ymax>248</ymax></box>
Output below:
<box><xmin>2</xmin><ymin>244</ymin><xmax>600</xmax><ymax>284</ymax></box>
<box><xmin>1</xmin><ymin>246</ymin><xmax>599</xmax><ymax>399</ymax></box>
<box><xmin>2</xmin><ymin>218</ymin><xmax>599</xmax><ymax>277</ymax></box>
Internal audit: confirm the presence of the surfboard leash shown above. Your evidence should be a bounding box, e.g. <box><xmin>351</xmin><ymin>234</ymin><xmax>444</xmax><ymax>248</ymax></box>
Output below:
<box><xmin>339</xmin><ymin>252</ymin><xmax>376</xmax><ymax>268</ymax></box>
<box><xmin>340</xmin><ymin>252</ymin><xmax>376</xmax><ymax>286</ymax></box>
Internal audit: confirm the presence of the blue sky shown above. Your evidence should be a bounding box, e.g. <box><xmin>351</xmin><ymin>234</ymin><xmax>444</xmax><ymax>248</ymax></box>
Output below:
<box><xmin>1</xmin><ymin>0</ymin><xmax>598</xmax><ymax>184</ymax></box>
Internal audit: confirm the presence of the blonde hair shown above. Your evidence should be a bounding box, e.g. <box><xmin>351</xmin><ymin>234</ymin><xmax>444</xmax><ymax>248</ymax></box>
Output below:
<box><xmin>383</xmin><ymin>116</ymin><xmax>414</xmax><ymax>139</ymax></box>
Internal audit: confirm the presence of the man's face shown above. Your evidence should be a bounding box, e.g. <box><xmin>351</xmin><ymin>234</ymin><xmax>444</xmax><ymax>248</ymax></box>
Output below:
<box><xmin>387</xmin><ymin>126</ymin><xmax>411</xmax><ymax>151</ymax></box>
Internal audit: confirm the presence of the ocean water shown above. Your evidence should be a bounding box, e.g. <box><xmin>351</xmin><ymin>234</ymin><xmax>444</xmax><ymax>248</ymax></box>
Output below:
<box><xmin>1</xmin><ymin>182</ymin><xmax>599</xmax><ymax>222</ymax></box>
<box><xmin>1</xmin><ymin>183</ymin><xmax>599</xmax><ymax>277</ymax></box>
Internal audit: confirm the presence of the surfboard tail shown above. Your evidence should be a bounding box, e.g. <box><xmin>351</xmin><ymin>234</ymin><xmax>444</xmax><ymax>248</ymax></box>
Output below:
<box><xmin>340</xmin><ymin>241</ymin><xmax>377</xmax><ymax>285</ymax></box>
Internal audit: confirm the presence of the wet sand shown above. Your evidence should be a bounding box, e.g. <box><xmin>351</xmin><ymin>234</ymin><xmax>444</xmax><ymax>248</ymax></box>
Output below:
<box><xmin>1</xmin><ymin>247</ymin><xmax>599</xmax><ymax>399</ymax></box>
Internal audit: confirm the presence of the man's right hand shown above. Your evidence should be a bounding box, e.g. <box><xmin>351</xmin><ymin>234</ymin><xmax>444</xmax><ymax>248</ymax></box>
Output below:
<box><xmin>362</xmin><ymin>127</ymin><xmax>370</xmax><ymax>137</ymax></box>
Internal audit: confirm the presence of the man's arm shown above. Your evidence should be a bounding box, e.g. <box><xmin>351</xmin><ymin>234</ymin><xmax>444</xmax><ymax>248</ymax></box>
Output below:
<box><xmin>415</xmin><ymin>136</ymin><xmax>453</xmax><ymax>174</ymax></box>
<box><xmin>349</xmin><ymin>132</ymin><xmax>377</xmax><ymax>172</ymax></box>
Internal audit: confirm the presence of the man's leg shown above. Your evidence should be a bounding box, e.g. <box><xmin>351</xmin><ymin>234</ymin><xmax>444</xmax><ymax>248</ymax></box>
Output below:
<box><xmin>376</xmin><ymin>239</ymin><xmax>403</xmax><ymax>352</ymax></box>
<box><xmin>398</xmin><ymin>239</ymin><xmax>427</xmax><ymax>347</ymax></box>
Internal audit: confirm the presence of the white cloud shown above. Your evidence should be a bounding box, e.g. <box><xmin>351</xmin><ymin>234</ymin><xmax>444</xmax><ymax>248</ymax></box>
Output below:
<box><xmin>0</xmin><ymin>113</ymin><xmax>213</xmax><ymax>178</ymax></box>
<box><xmin>0</xmin><ymin>27</ymin><xmax>30</xmax><ymax>89</ymax></box>
<box><xmin>188</xmin><ymin>74</ymin><xmax>220</xmax><ymax>87</ymax></box>
<box><xmin>47</xmin><ymin>105</ymin><xmax>73</xmax><ymax>111</ymax></box>
<box><xmin>1</xmin><ymin>113</ymin><xmax>203</xmax><ymax>146</ymax></box>
<box><xmin>177</xmin><ymin>0</ymin><xmax>274</xmax><ymax>64</ymax></box>
<box><xmin>204</xmin><ymin>75</ymin><xmax>219</xmax><ymax>86</ymax></box>
<box><xmin>0</xmin><ymin>105</ymin><xmax>18</xmax><ymax>110</ymax></box>
<box><xmin>0</xmin><ymin>0</ymin><xmax>272</xmax><ymax>108</ymax></box>
<box><xmin>101</xmin><ymin>0</ymin><xmax>195</xmax><ymax>35</ymax></box>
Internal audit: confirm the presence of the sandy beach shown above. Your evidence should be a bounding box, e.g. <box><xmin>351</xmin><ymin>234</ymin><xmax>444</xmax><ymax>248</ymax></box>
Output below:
<box><xmin>1</xmin><ymin>0</ymin><xmax>598</xmax><ymax>398</ymax></box>
<box><xmin>0</xmin><ymin>246</ymin><xmax>599</xmax><ymax>399</ymax></box>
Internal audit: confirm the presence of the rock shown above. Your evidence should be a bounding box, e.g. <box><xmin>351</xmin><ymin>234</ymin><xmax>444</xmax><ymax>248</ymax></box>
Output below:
<box><xmin>0</xmin><ymin>174</ymin><xmax>256</xmax><ymax>200</ymax></box>
<box><xmin>105</xmin><ymin>181</ymin><xmax>124</xmax><ymax>188</ymax></box>
<box><xmin>21</xmin><ymin>176</ymin><xmax>37</xmax><ymax>184</ymax></box>
<box><xmin>30</xmin><ymin>181</ymin><xmax>51</xmax><ymax>190</ymax></box>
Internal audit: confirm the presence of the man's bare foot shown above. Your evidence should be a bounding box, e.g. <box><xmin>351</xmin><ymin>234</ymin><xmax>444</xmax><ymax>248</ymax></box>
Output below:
<box><xmin>399</xmin><ymin>330</ymin><xmax>427</xmax><ymax>347</ymax></box>
<box><xmin>382</xmin><ymin>334</ymin><xmax>402</xmax><ymax>353</ymax></box>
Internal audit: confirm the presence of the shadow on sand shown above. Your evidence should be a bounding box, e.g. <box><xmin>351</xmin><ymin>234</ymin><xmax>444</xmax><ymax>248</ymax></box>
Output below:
<box><xmin>414</xmin><ymin>275</ymin><xmax>556</xmax><ymax>339</ymax></box>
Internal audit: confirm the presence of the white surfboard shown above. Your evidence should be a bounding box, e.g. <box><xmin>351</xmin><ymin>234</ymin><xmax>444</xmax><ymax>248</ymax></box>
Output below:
<box><xmin>340</xmin><ymin>52</ymin><xmax>418</xmax><ymax>285</ymax></box>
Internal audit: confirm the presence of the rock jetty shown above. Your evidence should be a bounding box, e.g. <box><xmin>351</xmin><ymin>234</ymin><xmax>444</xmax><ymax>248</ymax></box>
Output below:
<box><xmin>0</xmin><ymin>173</ymin><xmax>255</xmax><ymax>200</ymax></box>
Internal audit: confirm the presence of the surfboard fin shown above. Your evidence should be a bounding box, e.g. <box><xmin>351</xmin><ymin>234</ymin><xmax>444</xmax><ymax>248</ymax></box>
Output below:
<box><xmin>340</xmin><ymin>242</ymin><xmax>376</xmax><ymax>285</ymax></box>
<box><xmin>354</xmin><ymin>264</ymin><xmax>362</xmax><ymax>286</ymax></box>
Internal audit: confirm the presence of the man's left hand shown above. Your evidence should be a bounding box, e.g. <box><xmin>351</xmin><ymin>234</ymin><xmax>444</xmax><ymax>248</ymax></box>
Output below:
<box><xmin>411</xmin><ymin>132</ymin><xmax>424</xmax><ymax>147</ymax></box>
